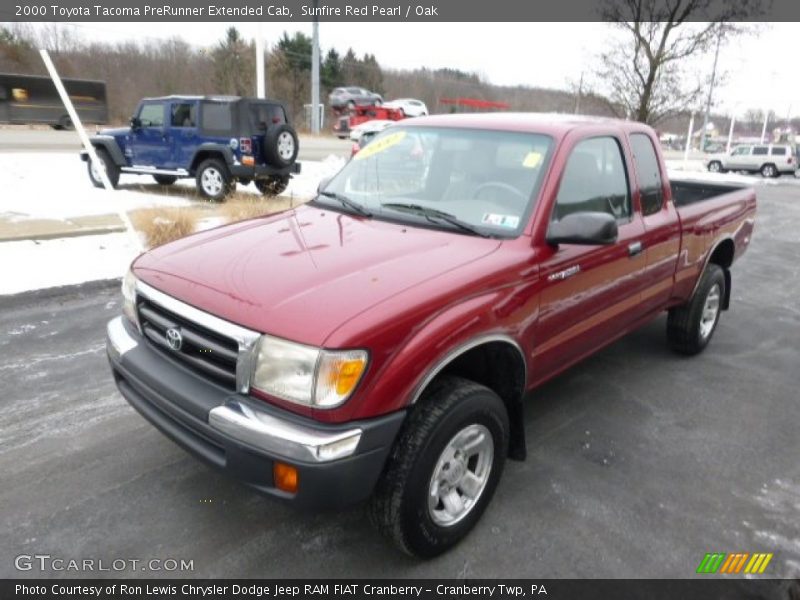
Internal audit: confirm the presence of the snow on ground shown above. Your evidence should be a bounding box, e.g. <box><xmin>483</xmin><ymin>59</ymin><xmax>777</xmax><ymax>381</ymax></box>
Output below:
<box><xmin>0</xmin><ymin>152</ymin><xmax>346</xmax><ymax>295</ymax></box>
<box><xmin>666</xmin><ymin>159</ymin><xmax>800</xmax><ymax>186</ymax></box>
<box><xmin>0</xmin><ymin>152</ymin><xmax>346</xmax><ymax>223</ymax></box>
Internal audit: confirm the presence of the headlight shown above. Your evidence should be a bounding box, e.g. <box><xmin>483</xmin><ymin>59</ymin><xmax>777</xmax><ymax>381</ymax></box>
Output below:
<box><xmin>251</xmin><ymin>335</ymin><xmax>368</xmax><ymax>408</ymax></box>
<box><xmin>122</xmin><ymin>269</ymin><xmax>139</xmax><ymax>329</ymax></box>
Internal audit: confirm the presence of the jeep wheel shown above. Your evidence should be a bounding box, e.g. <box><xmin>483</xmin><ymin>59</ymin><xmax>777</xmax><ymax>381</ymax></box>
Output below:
<box><xmin>369</xmin><ymin>376</ymin><xmax>508</xmax><ymax>558</ymax></box>
<box><xmin>196</xmin><ymin>159</ymin><xmax>232</xmax><ymax>201</ymax></box>
<box><xmin>87</xmin><ymin>149</ymin><xmax>120</xmax><ymax>189</ymax></box>
<box><xmin>264</xmin><ymin>124</ymin><xmax>299</xmax><ymax>168</ymax></box>
<box><xmin>153</xmin><ymin>175</ymin><xmax>177</xmax><ymax>186</ymax></box>
<box><xmin>255</xmin><ymin>176</ymin><xmax>289</xmax><ymax>196</ymax></box>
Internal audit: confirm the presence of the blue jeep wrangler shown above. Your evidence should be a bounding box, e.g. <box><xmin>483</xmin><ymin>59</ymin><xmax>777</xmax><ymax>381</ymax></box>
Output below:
<box><xmin>81</xmin><ymin>95</ymin><xmax>301</xmax><ymax>201</ymax></box>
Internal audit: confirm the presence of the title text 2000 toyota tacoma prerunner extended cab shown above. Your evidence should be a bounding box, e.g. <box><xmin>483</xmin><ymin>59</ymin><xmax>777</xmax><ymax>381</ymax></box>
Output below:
<box><xmin>107</xmin><ymin>114</ymin><xmax>756</xmax><ymax>557</ymax></box>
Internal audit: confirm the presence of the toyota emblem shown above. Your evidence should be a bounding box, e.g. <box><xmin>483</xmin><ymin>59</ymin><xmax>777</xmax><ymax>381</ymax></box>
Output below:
<box><xmin>166</xmin><ymin>328</ymin><xmax>183</xmax><ymax>352</ymax></box>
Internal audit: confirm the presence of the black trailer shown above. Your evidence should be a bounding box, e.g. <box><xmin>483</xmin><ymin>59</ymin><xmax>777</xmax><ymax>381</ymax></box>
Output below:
<box><xmin>0</xmin><ymin>73</ymin><xmax>108</xmax><ymax>129</ymax></box>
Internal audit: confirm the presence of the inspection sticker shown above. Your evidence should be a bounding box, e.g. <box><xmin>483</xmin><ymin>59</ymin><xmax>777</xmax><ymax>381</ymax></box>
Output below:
<box><xmin>522</xmin><ymin>151</ymin><xmax>543</xmax><ymax>168</ymax></box>
<box><xmin>482</xmin><ymin>213</ymin><xmax>520</xmax><ymax>228</ymax></box>
<box><xmin>353</xmin><ymin>130</ymin><xmax>407</xmax><ymax>160</ymax></box>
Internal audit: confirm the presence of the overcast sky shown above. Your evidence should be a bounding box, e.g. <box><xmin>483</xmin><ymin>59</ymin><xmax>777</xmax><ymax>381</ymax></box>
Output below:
<box><xmin>38</xmin><ymin>21</ymin><xmax>797</xmax><ymax>119</ymax></box>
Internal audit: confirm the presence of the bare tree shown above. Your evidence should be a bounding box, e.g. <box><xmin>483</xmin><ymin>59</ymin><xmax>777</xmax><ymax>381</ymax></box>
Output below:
<box><xmin>597</xmin><ymin>0</ymin><xmax>760</xmax><ymax>125</ymax></box>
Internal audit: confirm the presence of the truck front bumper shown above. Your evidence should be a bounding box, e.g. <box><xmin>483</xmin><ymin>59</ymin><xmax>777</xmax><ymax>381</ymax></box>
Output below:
<box><xmin>106</xmin><ymin>316</ymin><xmax>405</xmax><ymax>509</ymax></box>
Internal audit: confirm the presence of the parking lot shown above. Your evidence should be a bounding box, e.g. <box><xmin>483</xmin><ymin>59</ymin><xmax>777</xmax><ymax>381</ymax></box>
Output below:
<box><xmin>1</xmin><ymin>183</ymin><xmax>798</xmax><ymax>579</ymax></box>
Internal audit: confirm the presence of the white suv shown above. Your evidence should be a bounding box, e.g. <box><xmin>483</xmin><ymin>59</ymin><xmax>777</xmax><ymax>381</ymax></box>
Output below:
<box><xmin>706</xmin><ymin>144</ymin><xmax>797</xmax><ymax>177</ymax></box>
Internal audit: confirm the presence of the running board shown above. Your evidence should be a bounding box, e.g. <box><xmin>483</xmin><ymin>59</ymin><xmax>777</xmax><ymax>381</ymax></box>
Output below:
<box><xmin>121</xmin><ymin>167</ymin><xmax>190</xmax><ymax>177</ymax></box>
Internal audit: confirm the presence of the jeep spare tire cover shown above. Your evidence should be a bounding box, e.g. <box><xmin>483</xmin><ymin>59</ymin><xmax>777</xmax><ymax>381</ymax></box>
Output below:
<box><xmin>264</xmin><ymin>124</ymin><xmax>299</xmax><ymax>168</ymax></box>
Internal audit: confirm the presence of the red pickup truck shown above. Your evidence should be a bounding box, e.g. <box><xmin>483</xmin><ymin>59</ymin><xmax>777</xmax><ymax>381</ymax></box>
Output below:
<box><xmin>106</xmin><ymin>114</ymin><xmax>756</xmax><ymax>557</ymax></box>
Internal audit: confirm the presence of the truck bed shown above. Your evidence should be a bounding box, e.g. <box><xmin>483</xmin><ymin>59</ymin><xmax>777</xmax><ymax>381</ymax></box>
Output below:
<box><xmin>670</xmin><ymin>179</ymin><xmax>749</xmax><ymax>206</ymax></box>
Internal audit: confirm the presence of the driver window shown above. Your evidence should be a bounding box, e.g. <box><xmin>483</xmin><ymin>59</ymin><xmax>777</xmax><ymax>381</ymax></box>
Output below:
<box><xmin>732</xmin><ymin>146</ymin><xmax>749</xmax><ymax>156</ymax></box>
<box><xmin>138</xmin><ymin>103</ymin><xmax>164</xmax><ymax>127</ymax></box>
<box><xmin>553</xmin><ymin>136</ymin><xmax>631</xmax><ymax>222</ymax></box>
<box><xmin>170</xmin><ymin>103</ymin><xmax>195</xmax><ymax>127</ymax></box>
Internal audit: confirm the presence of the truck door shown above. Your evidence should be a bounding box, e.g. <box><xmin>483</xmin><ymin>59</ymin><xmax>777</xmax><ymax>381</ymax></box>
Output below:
<box><xmin>531</xmin><ymin>135</ymin><xmax>647</xmax><ymax>382</ymax></box>
<box><xmin>130</xmin><ymin>101</ymin><xmax>170</xmax><ymax>168</ymax></box>
<box><xmin>629</xmin><ymin>132</ymin><xmax>681</xmax><ymax>315</ymax></box>
<box><xmin>166</xmin><ymin>100</ymin><xmax>199</xmax><ymax>169</ymax></box>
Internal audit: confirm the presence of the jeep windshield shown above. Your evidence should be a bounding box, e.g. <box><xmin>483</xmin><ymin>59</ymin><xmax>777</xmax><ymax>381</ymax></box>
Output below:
<box><xmin>317</xmin><ymin>126</ymin><xmax>553</xmax><ymax>237</ymax></box>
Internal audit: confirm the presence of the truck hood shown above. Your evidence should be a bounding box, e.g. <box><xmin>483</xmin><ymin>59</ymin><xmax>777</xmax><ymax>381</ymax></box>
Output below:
<box><xmin>133</xmin><ymin>206</ymin><xmax>501</xmax><ymax>346</ymax></box>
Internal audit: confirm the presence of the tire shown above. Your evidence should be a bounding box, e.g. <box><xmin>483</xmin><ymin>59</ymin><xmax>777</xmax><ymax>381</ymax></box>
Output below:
<box><xmin>237</xmin><ymin>178</ymin><xmax>251</xmax><ymax>187</ymax></box>
<box><xmin>153</xmin><ymin>175</ymin><xmax>177</xmax><ymax>186</ymax></box>
<box><xmin>255</xmin><ymin>176</ymin><xmax>289</xmax><ymax>196</ymax></box>
<box><xmin>707</xmin><ymin>161</ymin><xmax>724</xmax><ymax>173</ymax></box>
<box><xmin>195</xmin><ymin>158</ymin><xmax>232</xmax><ymax>201</ymax></box>
<box><xmin>347</xmin><ymin>100</ymin><xmax>356</xmax><ymax>111</ymax></box>
<box><xmin>59</xmin><ymin>115</ymin><xmax>73</xmax><ymax>130</ymax></box>
<box><xmin>760</xmin><ymin>163</ymin><xmax>778</xmax><ymax>178</ymax></box>
<box><xmin>263</xmin><ymin>124</ymin><xmax>299</xmax><ymax>168</ymax></box>
<box><xmin>373</xmin><ymin>97</ymin><xmax>383</xmax><ymax>107</ymax></box>
<box><xmin>369</xmin><ymin>375</ymin><xmax>509</xmax><ymax>558</ymax></box>
<box><xmin>667</xmin><ymin>264</ymin><xmax>725</xmax><ymax>355</ymax></box>
<box><xmin>87</xmin><ymin>148</ymin><xmax>120</xmax><ymax>189</ymax></box>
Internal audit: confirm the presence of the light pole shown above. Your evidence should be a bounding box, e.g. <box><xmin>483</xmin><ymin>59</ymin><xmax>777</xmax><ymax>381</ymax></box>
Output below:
<box><xmin>256</xmin><ymin>22</ymin><xmax>265</xmax><ymax>99</ymax></box>
<box><xmin>699</xmin><ymin>31</ymin><xmax>722</xmax><ymax>154</ymax></box>
<box><xmin>310</xmin><ymin>0</ymin><xmax>320</xmax><ymax>134</ymax></box>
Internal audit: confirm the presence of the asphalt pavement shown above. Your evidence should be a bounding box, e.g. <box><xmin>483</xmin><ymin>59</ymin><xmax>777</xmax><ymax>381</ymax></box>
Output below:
<box><xmin>0</xmin><ymin>128</ymin><xmax>352</xmax><ymax>160</ymax></box>
<box><xmin>1</xmin><ymin>185</ymin><xmax>799</xmax><ymax>579</ymax></box>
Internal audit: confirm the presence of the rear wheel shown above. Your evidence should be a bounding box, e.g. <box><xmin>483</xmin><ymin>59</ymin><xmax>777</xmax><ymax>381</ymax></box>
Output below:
<box><xmin>255</xmin><ymin>176</ymin><xmax>289</xmax><ymax>196</ymax></box>
<box><xmin>369</xmin><ymin>376</ymin><xmax>508</xmax><ymax>558</ymax></box>
<box><xmin>760</xmin><ymin>163</ymin><xmax>778</xmax><ymax>178</ymax></box>
<box><xmin>153</xmin><ymin>175</ymin><xmax>177</xmax><ymax>186</ymax></box>
<box><xmin>667</xmin><ymin>264</ymin><xmax>725</xmax><ymax>355</ymax></box>
<box><xmin>195</xmin><ymin>159</ymin><xmax>232</xmax><ymax>201</ymax></box>
<box><xmin>87</xmin><ymin>148</ymin><xmax>120</xmax><ymax>189</ymax></box>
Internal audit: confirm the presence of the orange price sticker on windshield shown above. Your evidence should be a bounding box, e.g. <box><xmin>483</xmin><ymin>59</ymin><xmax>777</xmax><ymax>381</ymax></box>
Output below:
<box><xmin>353</xmin><ymin>130</ymin><xmax>407</xmax><ymax>160</ymax></box>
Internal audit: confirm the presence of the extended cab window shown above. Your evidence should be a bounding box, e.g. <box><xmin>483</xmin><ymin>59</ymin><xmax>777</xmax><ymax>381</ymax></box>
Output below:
<box><xmin>553</xmin><ymin>137</ymin><xmax>630</xmax><ymax>222</ymax></box>
<box><xmin>138</xmin><ymin>103</ymin><xmax>164</xmax><ymax>127</ymax></box>
<box><xmin>630</xmin><ymin>133</ymin><xmax>664</xmax><ymax>216</ymax></box>
<box><xmin>170</xmin><ymin>103</ymin><xmax>195</xmax><ymax>127</ymax></box>
<box><xmin>753</xmin><ymin>146</ymin><xmax>768</xmax><ymax>155</ymax></box>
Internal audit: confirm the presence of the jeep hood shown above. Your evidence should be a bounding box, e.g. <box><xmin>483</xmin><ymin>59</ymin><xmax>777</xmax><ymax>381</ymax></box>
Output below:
<box><xmin>133</xmin><ymin>206</ymin><xmax>501</xmax><ymax>346</ymax></box>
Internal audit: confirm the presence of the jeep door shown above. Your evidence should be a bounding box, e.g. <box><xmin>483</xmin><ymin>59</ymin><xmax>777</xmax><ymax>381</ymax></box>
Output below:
<box><xmin>166</xmin><ymin>100</ymin><xmax>199</xmax><ymax>169</ymax></box>
<box><xmin>130</xmin><ymin>101</ymin><xmax>170</xmax><ymax>167</ymax></box>
<box><xmin>530</xmin><ymin>133</ymin><xmax>648</xmax><ymax>384</ymax></box>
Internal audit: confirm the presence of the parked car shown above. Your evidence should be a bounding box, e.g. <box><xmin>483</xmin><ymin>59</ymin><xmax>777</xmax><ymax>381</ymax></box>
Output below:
<box><xmin>348</xmin><ymin>118</ymin><xmax>395</xmax><ymax>141</ymax></box>
<box><xmin>0</xmin><ymin>72</ymin><xmax>107</xmax><ymax>129</ymax></box>
<box><xmin>350</xmin><ymin>129</ymin><xmax>381</xmax><ymax>157</ymax></box>
<box><xmin>80</xmin><ymin>95</ymin><xmax>300</xmax><ymax>200</ymax></box>
<box><xmin>383</xmin><ymin>98</ymin><xmax>429</xmax><ymax>117</ymax></box>
<box><xmin>107</xmin><ymin>113</ymin><xmax>756</xmax><ymax>558</ymax></box>
<box><xmin>328</xmin><ymin>86</ymin><xmax>383</xmax><ymax>110</ymax></box>
<box><xmin>706</xmin><ymin>143</ymin><xmax>797</xmax><ymax>177</ymax></box>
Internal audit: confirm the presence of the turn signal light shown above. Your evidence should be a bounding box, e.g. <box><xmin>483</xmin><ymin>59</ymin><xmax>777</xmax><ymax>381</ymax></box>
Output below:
<box><xmin>242</xmin><ymin>155</ymin><xmax>255</xmax><ymax>166</ymax></box>
<box><xmin>274</xmin><ymin>462</ymin><xmax>298</xmax><ymax>494</ymax></box>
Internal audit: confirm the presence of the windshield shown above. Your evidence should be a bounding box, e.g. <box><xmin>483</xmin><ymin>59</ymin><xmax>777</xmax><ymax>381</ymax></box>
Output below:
<box><xmin>320</xmin><ymin>126</ymin><xmax>553</xmax><ymax>237</ymax></box>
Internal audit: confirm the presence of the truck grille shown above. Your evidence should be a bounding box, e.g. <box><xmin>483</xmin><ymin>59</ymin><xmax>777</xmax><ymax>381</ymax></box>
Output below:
<box><xmin>137</xmin><ymin>296</ymin><xmax>240</xmax><ymax>390</ymax></box>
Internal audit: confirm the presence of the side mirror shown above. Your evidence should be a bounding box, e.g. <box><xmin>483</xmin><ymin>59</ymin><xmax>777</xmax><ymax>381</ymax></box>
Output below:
<box><xmin>130</xmin><ymin>116</ymin><xmax>141</xmax><ymax>130</ymax></box>
<box><xmin>546</xmin><ymin>212</ymin><xmax>618</xmax><ymax>246</ymax></box>
<box><xmin>317</xmin><ymin>176</ymin><xmax>332</xmax><ymax>194</ymax></box>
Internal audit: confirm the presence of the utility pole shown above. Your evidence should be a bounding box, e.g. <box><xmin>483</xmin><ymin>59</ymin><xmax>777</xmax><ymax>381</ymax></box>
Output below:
<box><xmin>684</xmin><ymin>112</ymin><xmax>695</xmax><ymax>166</ymax></box>
<box><xmin>310</xmin><ymin>0</ymin><xmax>321</xmax><ymax>134</ymax></box>
<box><xmin>255</xmin><ymin>22</ymin><xmax>265</xmax><ymax>99</ymax></box>
<box><xmin>726</xmin><ymin>114</ymin><xmax>736</xmax><ymax>153</ymax></box>
<box><xmin>699</xmin><ymin>31</ymin><xmax>722</xmax><ymax>154</ymax></box>
<box><xmin>760</xmin><ymin>109</ymin><xmax>769</xmax><ymax>143</ymax></box>
<box><xmin>574</xmin><ymin>72</ymin><xmax>583</xmax><ymax>115</ymax></box>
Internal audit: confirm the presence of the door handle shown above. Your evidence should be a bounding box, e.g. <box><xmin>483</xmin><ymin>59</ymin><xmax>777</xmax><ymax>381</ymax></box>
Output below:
<box><xmin>628</xmin><ymin>241</ymin><xmax>643</xmax><ymax>257</ymax></box>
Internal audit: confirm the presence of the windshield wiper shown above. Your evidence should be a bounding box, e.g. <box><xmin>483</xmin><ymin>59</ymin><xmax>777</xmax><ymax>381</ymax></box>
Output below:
<box><xmin>317</xmin><ymin>190</ymin><xmax>373</xmax><ymax>217</ymax></box>
<box><xmin>380</xmin><ymin>203</ymin><xmax>491</xmax><ymax>238</ymax></box>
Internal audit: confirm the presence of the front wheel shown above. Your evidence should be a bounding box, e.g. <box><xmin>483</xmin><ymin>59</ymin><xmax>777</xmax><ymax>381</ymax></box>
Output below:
<box><xmin>707</xmin><ymin>161</ymin><xmax>724</xmax><ymax>173</ymax></box>
<box><xmin>255</xmin><ymin>176</ymin><xmax>289</xmax><ymax>196</ymax></box>
<box><xmin>667</xmin><ymin>264</ymin><xmax>725</xmax><ymax>355</ymax></box>
<box><xmin>87</xmin><ymin>149</ymin><xmax>120</xmax><ymax>189</ymax></box>
<box><xmin>369</xmin><ymin>376</ymin><xmax>508</xmax><ymax>558</ymax></box>
<box><xmin>195</xmin><ymin>159</ymin><xmax>232</xmax><ymax>201</ymax></box>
